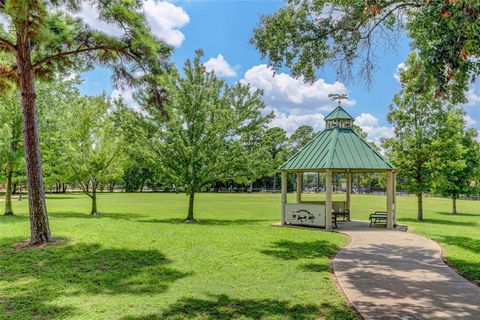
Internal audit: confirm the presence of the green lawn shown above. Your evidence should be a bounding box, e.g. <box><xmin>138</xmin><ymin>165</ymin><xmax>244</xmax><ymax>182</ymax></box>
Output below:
<box><xmin>0</xmin><ymin>193</ymin><xmax>356</xmax><ymax>320</ymax></box>
<box><xmin>0</xmin><ymin>192</ymin><xmax>478</xmax><ymax>319</ymax></box>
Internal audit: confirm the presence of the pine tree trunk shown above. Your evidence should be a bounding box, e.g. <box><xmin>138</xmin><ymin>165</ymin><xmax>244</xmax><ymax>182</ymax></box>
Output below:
<box><xmin>4</xmin><ymin>168</ymin><xmax>14</xmax><ymax>216</ymax></box>
<box><xmin>185</xmin><ymin>193</ymin><xmax>195</xmax><ymax>222</ymax></box>
<box><xmin>91</xmin><ymin>190</ymin><xmax>98</xmax><ymax>215</ymax></box>
<box><xmin>273</xmin><ymin>174</ymin><xmax>276</xmax><ymax>192</ymax></box>
<box><xmin>416</xmin><ymin>192</ymin><xmax>423</xmax><ymax>221</ymax></box>
<box><xmin>452</xmin><ymin>196</ymin><xmax>457</xmax><ymax>214</ymax></box>
<box><xmin>16</xmin><ymin>32</ymin><xmax>51</xmax><ymax>244</ymax></box>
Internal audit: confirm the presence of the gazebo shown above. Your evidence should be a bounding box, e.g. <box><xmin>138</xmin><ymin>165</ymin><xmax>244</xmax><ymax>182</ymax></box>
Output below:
<box><xmin>279</xmin><ymin>106</ymin><xmax>396</xmax><ymax>230</ymax></box>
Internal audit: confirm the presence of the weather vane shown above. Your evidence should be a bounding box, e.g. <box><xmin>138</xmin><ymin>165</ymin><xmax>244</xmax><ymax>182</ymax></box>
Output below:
<box><xmin>328</xmin><ymin>93</ymin><xmax>348</xmax><ymax>107</ymax></box>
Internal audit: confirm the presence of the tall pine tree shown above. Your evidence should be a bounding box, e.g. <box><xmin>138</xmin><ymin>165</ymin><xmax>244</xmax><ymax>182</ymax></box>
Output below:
<box><xmin>0</xmin><ymin>0</ymin><xmax>170</xmax><ymax>244</ymax></box>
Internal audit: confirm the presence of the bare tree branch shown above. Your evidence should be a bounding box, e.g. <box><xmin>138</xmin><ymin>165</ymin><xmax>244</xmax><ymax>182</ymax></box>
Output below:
<box><xmin>0</xmin><ymin>37</ymin><xmax>16</xmax><ymax>52</ymax></box>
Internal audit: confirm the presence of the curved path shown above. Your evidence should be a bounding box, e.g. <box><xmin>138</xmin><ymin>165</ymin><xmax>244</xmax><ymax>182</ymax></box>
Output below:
<box><xmin>333</xmin><ymin>221</ymin><xmax>480</xmax><ymax>320</ymax></box>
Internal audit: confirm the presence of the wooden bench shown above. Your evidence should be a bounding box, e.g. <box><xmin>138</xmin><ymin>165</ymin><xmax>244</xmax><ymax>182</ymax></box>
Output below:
<box><xmin>369</xmin><ymin>211</ymin><xmax>387</xmax><ymax>227</ymax></box>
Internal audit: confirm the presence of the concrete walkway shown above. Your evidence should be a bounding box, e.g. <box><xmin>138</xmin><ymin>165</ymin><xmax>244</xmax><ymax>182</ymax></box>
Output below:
<box><xmin>333</xmin><ymin>221</ymin><xmax>480</xmax><ymax>320</ymax></box>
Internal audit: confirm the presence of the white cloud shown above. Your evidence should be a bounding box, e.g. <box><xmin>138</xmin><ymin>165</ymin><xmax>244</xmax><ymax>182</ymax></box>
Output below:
<box><xmin>355</xmin><ymin>113</ymin><xmax>394</xmax><ymax>144</ymax></box>
<box><xmin>143</xmin><ymin>0</ymin><xmax>190</xmax><ymax>47</ymax></box>
<box><xmin>0</xmin><ymin>13</ymin><xmax>10</xmax><ymax>29</ymax></box>
<box><xmin>466</xmin><ymin>87</ymin><xmax>480</xmax><ymax>106</ymax></box>
<box><xmin>241</xmin><ymin>64</ymin><xmax>355</xmax><ymax>115</ymax></box>
<box><xmin>464</xmin><ymin>115</ymin><xmax>477</xmax><ymax>127</ymax></box>
<box><xmin>393</xmin><ymin>62</ymin><xmax>406</xmax><ymax>83</ymax></box>
<box><xmin>73</xmin><ymin>1</ymin><xmax>189</xmax><ymax>47</ymax></box>
<box><xmin>204</xmin><ymin>54</ymin><xmax>237</xmax><ymax>77</ymax></box>
<box><xmin>112</xmin><ymin>87</ymin><xmax>138</xmax><ymax>110</ymax></box>
<box><xmin>73</xmin><ymin>4</ymin><xmax>121</xmax><ymax>37</ymax></box>
<box><xmin>355</xmin><ymin>113</ymin><xmax>379</xmax><ymax>127</ymax></box>
<box><xmin>268</xmin><ymin>109</ymin><xmax>325</xmax><ymax>135</ymax></box>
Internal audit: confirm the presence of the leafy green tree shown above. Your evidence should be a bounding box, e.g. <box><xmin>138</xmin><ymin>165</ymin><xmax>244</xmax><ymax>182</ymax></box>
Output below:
<box><xmin>252</xmin><ymin>0</ymin><xmax>479</xmax><ymax>98</ymax></box>
<box><xmin>289</xmin><ymin>125</ymin><xmax>315</xmax><ymax>155</ymax></box>
<box><xmin>0</xmin><ymin>91</ymin><xmax>23</xmax><ymax>216</ymax></box>
<box><xmin>122</xmin><ymin>154</ymin><xmax>157</xmax><ymax>192</ymax></box>
<box><xmin>119</xmin><ymin>120</ymin><xmax>161</xmax><ymax>193</ymax></box>
<box><xmin>37</xmin><ymin>78</ymin><xmax>81</xmax><ymax>192</ymax></box>
<box><xmin>135</xmin><ymin>50</ymin><xmax>271</xmax><ymax>222</ymax></box>
<box><xmin>353</xmin><ymin>124</ymin><xmax>368</xmax><ymax>140</ymax></box>
<box><xmin>230</xmin><ymin>124</ymin><xmax>272</xmax><ymax>193</ymax></box>
<box><xmin>383</xmin><ymin>53</ymin><xmax>444</xmax><ymax>221</ymax></box>
<box><xmin>432</xmin><ymin>109</ymin><xmax>480</xmax><ymax>214</ymax></box>
<box><xmin>65</xmin><ymin>96</ymin><xmax>124</xmax><ymax>215</ymax></box>
<box><xmin>0</xmin><ymin>0</ymin><xmax>170</xmax><ymax>244</ymax></box>
<box><xmin>264</xmin><ymin>127</ymin><xmax>289</xmax><ymax>191</ymax></box>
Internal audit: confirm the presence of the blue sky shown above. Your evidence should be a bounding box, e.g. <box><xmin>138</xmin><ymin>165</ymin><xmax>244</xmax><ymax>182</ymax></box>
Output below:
<box><xmin>79</xmin><ymin>0</ymin><xmax>480</xmax><ymax>143</ymax></box>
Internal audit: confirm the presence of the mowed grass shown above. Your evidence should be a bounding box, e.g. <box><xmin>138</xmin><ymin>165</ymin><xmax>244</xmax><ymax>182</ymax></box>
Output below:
<box><xmin>0</xmin><ymin>193</ymin><xmax>357</xmax><ymax>320</ymax></box>
<box><xmin>0</xmin><ymin>193</ymin><xmax>478</xmax><ymax>319</ymax></box>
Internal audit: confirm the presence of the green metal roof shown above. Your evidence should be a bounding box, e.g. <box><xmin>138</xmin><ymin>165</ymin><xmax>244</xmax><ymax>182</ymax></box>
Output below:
<box><xmin>324</xmin><ymin>106</ymin><xmax>354</xmax><ymax>120</ymax></box>
<box><xmin>280</xmin><ymin>128</ymin><xmax>395</xmax><ymax>171</ymax></box>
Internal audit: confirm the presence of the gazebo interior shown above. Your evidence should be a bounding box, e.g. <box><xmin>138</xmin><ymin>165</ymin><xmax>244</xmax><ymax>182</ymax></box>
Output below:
<box><xmin>279</xmin><ymin>106</ymin><xmax>396</xmax><ymax>230</ymax></box>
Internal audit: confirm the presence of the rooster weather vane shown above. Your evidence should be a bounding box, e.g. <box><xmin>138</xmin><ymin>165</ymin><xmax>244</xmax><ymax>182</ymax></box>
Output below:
<box><xmin>328</xmin><ymin>93</ymin><xmax>348</xmax><ymax>107</ymax></box>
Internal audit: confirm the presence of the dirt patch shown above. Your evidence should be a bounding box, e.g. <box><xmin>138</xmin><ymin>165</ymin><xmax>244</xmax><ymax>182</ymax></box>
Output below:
<box><xmin>15</xmin><ymin>237</ymin><xmax>67</xmax><ymax>250</ymax></box>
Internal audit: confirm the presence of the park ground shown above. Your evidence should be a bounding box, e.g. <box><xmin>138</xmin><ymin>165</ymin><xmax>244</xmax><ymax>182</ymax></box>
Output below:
<box><xmin>0</xmin><ymin>193</ymin><xmax>478</xmax><ymax>319</ymax></box>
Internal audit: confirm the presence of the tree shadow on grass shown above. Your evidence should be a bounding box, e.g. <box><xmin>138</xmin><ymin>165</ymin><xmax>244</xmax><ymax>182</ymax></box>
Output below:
<box><xmin>438</xmin><ymin>235</ymin><xmax>480</xmax><ymax>254</ymax></box>
<box><xmin>0</xmin><ymin>238</ymin><xmax>190</xmax><ymax>319</ymax></box>
<box><xmin>439</xmin><ymin>236</ymin><xmax>480</xmax><ymax>284</ymax></box>
<box><xmin>260</xmin><ymin>240</ymin><xmax>339</xmax><ymax>260</ymax></box>
<box><xmin>299</xmin><ymin>263</ymin><xmax>331</xmax><ymax>273</ymax></box>
<box><xmin>137</xmin><ymin>218</ymin><xmax>272</xmax><ymax>226</ymax></box>
<box><xmin>46</xmin><ymin>193</ymin><xmax>119</xmax><ymax>200</ymax></box>
<box><xmin>436</xmin><ymin>211</ymin><xmax>480</xmax><ymax>217</ymax></box>
<box><xmin>398</xmin><ymin>217</ymin><xmax>477</xmax><ymax>227</ymax></box>
<box><xmin>48</xmin><ymin>211</ymin><xmax>145</xmax><ymax>221</ymax></box>
<box><xmin>0</xmin><ymin>214</ymin><xmax>28</xmax><ymax>224</ymax></box>
<box><xmin>441</xmin><ymin>255</ymin><xmax>480</xmax><ymax>286</ymax></box>
<box><xmin>120</xmin><ymin>294</ymin><xmax>356</xmax><ymax>320</ymax></box>
<box><xmin>45</xmin><ymin>195</ymin><xmax>84</xmax><ymax>200</ymax></box>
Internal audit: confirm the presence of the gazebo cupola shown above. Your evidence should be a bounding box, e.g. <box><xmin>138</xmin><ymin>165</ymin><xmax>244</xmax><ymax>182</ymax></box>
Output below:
<box><xmin>324</xmin><ymin>106</ymin><xmax>354</xmax><ymax>129</ymax></box>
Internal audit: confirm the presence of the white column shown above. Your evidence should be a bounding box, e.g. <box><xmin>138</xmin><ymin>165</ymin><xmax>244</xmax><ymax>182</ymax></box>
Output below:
<box><xmin>393</xmin><ymin>170</ymin><xmax>397</xmax><ymax>226</ymax></box>
<box><xmin>386</xmin><ymin>170</ymin><xmax>394</xmax><ymax>229</ymax></box>
<box><xmin>281</xmin><ymin>171</ymin><xmax>288</xmax><ymax>225</ymax></box>
<box><xmin>346</xmin><ymin>171</ymin><xmax>351</xmax><ymax>217</ymax></box>
<box><xmin>296</xmin><ymin>172</ymin><xmax>302</xmax><ymax>203</ymax></box>
<box><xmin>325</xmin><ymin>169</ymin><xmax>333</xmax><ymax>230</ymax></box>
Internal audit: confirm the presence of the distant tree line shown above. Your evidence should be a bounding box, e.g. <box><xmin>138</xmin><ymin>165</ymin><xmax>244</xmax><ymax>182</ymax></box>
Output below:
<box><xmin>1</xmin><ymin>63</ymin><xmax>478</xmax><ymax>225</ymax></box>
